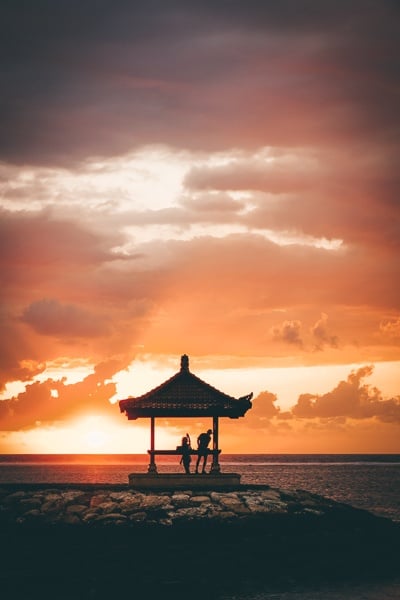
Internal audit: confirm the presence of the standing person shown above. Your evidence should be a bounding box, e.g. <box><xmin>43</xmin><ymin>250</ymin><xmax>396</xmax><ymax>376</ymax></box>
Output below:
<box><xmin>180</xmin><ymin>433</ymin><xmax>192</xmax><ymax>474</ymax></box>
<box><xmin>195</xmin><ymin>429</ymin><xmax>212</xmax><ymax>474</ymax></box>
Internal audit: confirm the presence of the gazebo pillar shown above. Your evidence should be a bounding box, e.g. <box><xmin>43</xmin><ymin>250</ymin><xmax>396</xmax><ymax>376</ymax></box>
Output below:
<box><xmin>148</xmin><ymin>417</ymin><xmax>157</xmax><ymax>473</ymax></box>
<box><xmin>210</xmin><ymin>416</ymin><xmax>220</xmax><ymax>473</ymax></box>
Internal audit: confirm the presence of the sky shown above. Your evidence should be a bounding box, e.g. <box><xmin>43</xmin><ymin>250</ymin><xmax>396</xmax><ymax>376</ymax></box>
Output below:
<box><xmin>0</xmin><ymin>0</ymin><xmax>399</xmax><ymax>454</ymax></box>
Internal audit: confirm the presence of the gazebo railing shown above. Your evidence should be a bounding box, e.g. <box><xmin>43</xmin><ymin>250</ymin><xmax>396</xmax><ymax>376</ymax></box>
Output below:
<box><xmin>146</xmin><ymin>448</ymin><xmax>221</xmax><ymax>474</ymax></box>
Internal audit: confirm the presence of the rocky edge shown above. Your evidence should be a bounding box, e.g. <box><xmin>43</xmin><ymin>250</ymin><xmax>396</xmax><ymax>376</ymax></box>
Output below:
<box><xmin>0</xmin><ymin>485</ymin><xmax>348</xmax><ymax>526</ymax></box>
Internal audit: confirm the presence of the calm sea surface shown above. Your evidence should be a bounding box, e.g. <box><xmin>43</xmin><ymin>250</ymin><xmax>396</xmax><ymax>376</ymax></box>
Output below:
<box><xmin>1</xmin><ymin>454</ymin><xmax>399</xmax><ymax>600</ymax></box>
<box><xmin>1</xmin><ymin>453</ymin><xmax>399</xmax><ymax>522</ymax></box>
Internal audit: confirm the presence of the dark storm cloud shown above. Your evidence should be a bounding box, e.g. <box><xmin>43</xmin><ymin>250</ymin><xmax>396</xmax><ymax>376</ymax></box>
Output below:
<box><xmin>0</xmin><ymin>0</ymin><xmax>398</xmax><ymax>165</ymax></box>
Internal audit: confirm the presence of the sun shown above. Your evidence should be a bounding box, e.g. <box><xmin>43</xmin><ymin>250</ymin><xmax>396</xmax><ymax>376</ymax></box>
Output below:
<box><xmin>84</xmin><ymin>428</ymin><xmax>108</xmax><ymax>451</ymax></box>
<box><xmin>76</xmin><ymin>415</ymin><xmax>111</xmax><ymax>452</ymax></box>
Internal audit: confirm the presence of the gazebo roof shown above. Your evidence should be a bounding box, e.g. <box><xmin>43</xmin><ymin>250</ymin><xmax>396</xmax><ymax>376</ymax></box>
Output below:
<box><xmin>119</xmin><ymin>355</ymin><xmax>253</xmax><ymax>420</ymax></box>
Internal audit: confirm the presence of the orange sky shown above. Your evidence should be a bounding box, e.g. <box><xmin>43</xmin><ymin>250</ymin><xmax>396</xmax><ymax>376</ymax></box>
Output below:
<box><xmin>0</xmin><ymin>1</ymin><xmax>399</xmax><ymax>454</ymax></box>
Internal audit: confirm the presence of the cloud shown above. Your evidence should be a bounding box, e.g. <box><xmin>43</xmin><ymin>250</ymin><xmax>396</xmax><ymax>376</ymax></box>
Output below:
<box><xmin>183</xmin><ymin>148</ymin><xmax>400</xmax><ymax>252</ymax></box>
<box><xmin>0</xmin><ymin>1</ymin><xmax>398</xmax><ymax>166</ymax></box>
<box><xmin>1</xmin><ymin>201</ymin><xmax>399</xmax><ymax>395</ymax></box>
<box><xmin>0</xmin><ymin>208</ymin><xmax>124</xmax><ymax>275</ymax></box>
<box><xmin>311</xmin><ymin>313</ymin><xmax>338</xmax><ymax>350</ymax></box>
<box><xmin>184</xmin><ymin>154</ymin><xmax>319</xmax><ymax>194</ymax></box>
<box><xmin>180</xmin><ymin>192</ymin><xmax>245</xmax><ymax>214</ymax></box>
<box><xmin>0</xmin><ymin>311</ymin><xmax>46</xmax><ymax>392</ymax></box>
<box><xmin>380</xmin><ymin>317</ymin><xmax>400</xmax><ymax>338</ymax></box>
<box><xmin>291</xmin><ymin>365</ymin><xmax>400</xmax><ymax>423</ymax></box>
<box><xmin>240</xmin><ymin>390</ymin><xmax>281</xmax><ymax>430</ymax></box>
<box><xmin>271</xmin><ymin>320</ymin><xmax>303</xmax><ymax>347</ymax></box>
<box><xmin>270</xmin><ymin>314</ymin><xmax>339</xmax><ymax>351</ymax></box>
<box><xmin>0</xmin><ymin>358</ymin><xmax>127</xmax><ymax>431</ymax></box>
<box><xmin>0</xmin><ymin>207</ymin><xmax>158</xmax><ymax>388</ymax></box>
<box><xmin>221</xmin><ymin>364</ymin><xmax>400</xmax><ymax>453</ymax></box>
<box><xmin>21</xmin><ymin>299</ymin><xmax>110</xmax><ymax>338</ymax></box>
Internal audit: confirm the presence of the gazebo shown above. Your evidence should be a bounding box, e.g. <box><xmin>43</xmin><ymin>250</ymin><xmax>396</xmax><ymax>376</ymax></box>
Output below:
<box><xmin>119</xmin><ymin>355</ymin><xmax>252</xmax><ymax>484</ymax></box>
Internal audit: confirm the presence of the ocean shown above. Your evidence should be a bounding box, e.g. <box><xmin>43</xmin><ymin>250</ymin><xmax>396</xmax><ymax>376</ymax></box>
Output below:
<box><xmin>1</xmin><ymin>454</ymin><xmax>399</xmax><ymax>600</ymax></box>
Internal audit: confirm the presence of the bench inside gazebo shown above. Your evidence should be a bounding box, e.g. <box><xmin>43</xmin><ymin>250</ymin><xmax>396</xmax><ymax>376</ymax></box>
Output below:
<box><xmin>118</xmin><ymin>354</ymin><xmax>253</xmax><ymax>489</ymax></box>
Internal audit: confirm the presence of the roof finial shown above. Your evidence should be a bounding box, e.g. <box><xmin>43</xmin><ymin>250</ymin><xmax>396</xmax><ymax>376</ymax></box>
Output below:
<box><xmin>180</xmin><ymin>354</ymin><xmax>189</xmax><ymax>372</ymax></box>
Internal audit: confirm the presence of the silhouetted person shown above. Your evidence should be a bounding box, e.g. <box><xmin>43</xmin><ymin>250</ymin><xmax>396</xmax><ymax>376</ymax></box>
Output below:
<box><xmin>180</xmin><ymin>433</ymin><xmax>191</xmax><ymax>474</ymax></box>
<box><xmin>195</xmin><ymin>429</ymin><xmax>212</xmax><ymax>474</ymax></box>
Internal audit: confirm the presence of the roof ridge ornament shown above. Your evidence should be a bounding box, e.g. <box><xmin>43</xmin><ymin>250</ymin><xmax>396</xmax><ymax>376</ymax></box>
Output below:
<box><xmin>180</xmin><ymin>354</ymin><xmax>189</xmax><ymax>372</ymax></box>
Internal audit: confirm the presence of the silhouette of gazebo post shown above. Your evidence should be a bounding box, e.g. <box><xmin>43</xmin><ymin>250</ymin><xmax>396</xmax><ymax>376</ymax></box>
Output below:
<box><xmin>119</xmin><ymin>354</ymin><xmax>252</xmax><ymax>475</ymax></box>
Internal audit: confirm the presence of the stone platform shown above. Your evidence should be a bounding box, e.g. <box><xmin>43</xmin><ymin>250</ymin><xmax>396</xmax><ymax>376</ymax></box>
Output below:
<box><xmin>128</xmin><ymin>472</ymin><xmax>241</xmax><ymax>489</ymax></box>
